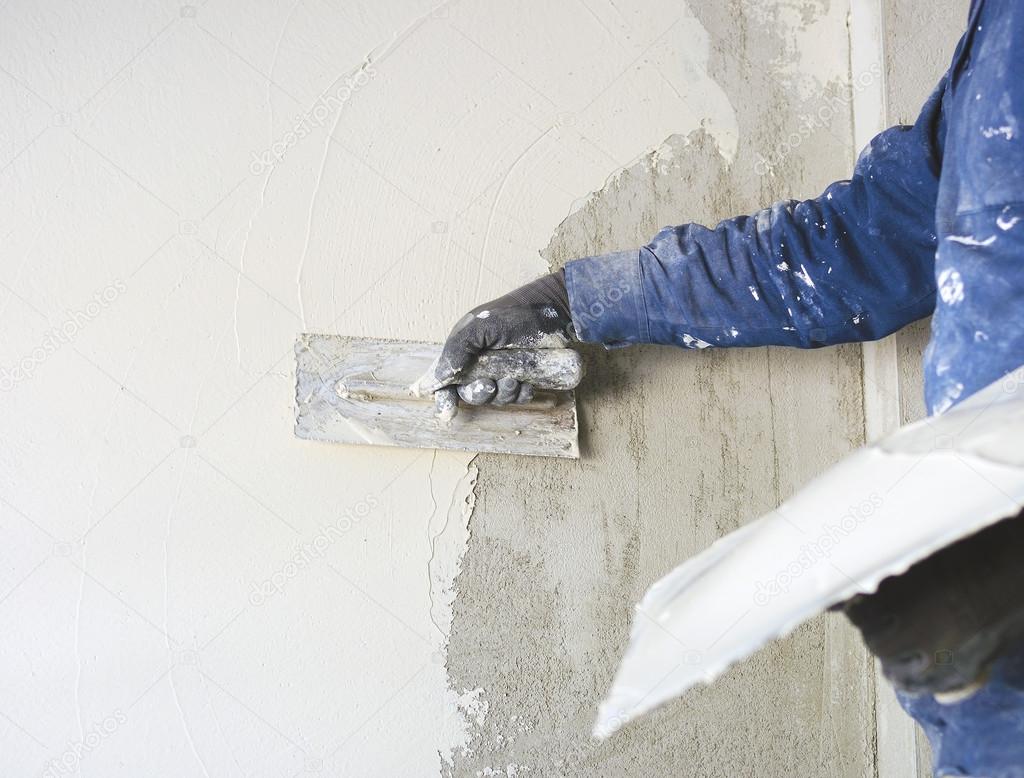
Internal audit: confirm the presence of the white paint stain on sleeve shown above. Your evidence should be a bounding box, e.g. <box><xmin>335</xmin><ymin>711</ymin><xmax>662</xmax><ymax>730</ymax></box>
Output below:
<box><xmin>997</xmin><ymin>213</ymin><xmax>1021</xmax><ymax>231</ymax></box>
<box><xmin>981</xmin><ymin>125</ymin><xmax>1015</xmax><ymax>139</ymax></box>
<box><xmin>931</xmin><ymin>381</ymin><xmax>964</xmax><ymax>416</ymax></box>
<box><xmin>681</xmin><ymin>333</ymin><xmax>712</xmax><ymax>349</ymax></box>
<box><xmin>937</xmin><ymin>268</ymin><xmax>966</xmax><ymax>305</ymax></box>
<box><xmin>793</xmin><ymin>264</ymin><xmax>816</xmax><ymax>289</ymax></box>
<box><xmin>947</xmin><ymin>234</ymin><xmax>996</xmax><ymax>247</ymax></box>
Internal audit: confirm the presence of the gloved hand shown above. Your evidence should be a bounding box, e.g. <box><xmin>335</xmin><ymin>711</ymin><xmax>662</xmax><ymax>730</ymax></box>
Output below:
<box><xmin>417</xmin><ymin>270</ymin><xmax>576</xmax><ymax>417</ymax></box>
<box><xmin>842</xmin><ymin>511</ymin><xmax>1024</xmax><ymax>701</ymax></box>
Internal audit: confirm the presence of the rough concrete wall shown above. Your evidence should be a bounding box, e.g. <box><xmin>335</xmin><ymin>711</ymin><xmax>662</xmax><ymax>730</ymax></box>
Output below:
<box><xmin>446</xmin><ymin>3</ymin><xmax>881</xmax><ymax>776</ymax></box>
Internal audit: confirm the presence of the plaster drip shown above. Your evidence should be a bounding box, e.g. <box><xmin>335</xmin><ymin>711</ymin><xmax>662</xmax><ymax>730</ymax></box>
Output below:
<box><xmin>436</xmin><ymin>464</ymin><xmax>479</xmax><ymax>764</ymax></box>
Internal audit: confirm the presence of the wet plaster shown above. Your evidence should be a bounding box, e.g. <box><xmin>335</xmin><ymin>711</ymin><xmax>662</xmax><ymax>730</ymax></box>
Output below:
<box><xmin>446</xmin><ymin>3</ymin><xmax>882</xmax><ymax>776</ymax></box>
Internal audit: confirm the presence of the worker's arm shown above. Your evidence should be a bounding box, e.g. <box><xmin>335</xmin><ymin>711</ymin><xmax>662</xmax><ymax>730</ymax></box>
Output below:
<box><xmin>422</xmin><ymin>79</ymin><xmax>948</xmax><ymax>411</ymax></box>
<box><xmin>566</xmin><ymin>79</ymin><xmax>948</xmax><ymax>351</ymax></box>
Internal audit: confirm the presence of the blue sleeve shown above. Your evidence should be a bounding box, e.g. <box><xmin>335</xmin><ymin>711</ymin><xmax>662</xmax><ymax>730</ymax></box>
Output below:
<box><xmin>564</xmin><ymin>79</ymin><xmax>948</xmax><ymax>350</ymax></box>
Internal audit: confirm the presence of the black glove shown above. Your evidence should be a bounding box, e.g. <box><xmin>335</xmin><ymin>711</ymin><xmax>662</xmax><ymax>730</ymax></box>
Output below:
<box><xmin>417</xmin><ymin>270</ymin><xmax>576</xmax><ymax>417</ymax></box>
<box><xmin>842</xmin><ymin>511</ymin><xmax>1024</xmax><ymax>700</ymax></box>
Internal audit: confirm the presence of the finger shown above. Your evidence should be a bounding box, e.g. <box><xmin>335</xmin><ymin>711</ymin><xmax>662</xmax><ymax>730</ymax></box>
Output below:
<box><xmin>418</xmin><ymin>346</ymin><xmax>474</xmax><ymax>394</ymax></box>
<box><xmin>435</xmin><ymin>314</ymin><xmax>484</xmax><ymax>379</ymax></box>
<box><xmin>458</xmin><ymin>379</ymin><xmax>497</xmax><ymax>405</ymax></box>
<box><xmin>415</xmin><ymin>356</ymin><xmax>447</xmax><ymax>395</ymax></box>
<box><xmin>515</xmin><ymin>382</ymin><xmax>534</xmax><ymax>404</ymax></box>
<box><xmin>492</xmin><ymin>376</ymin><xmax>520</xmax><ymax>405</ymax></box>
<box><xmin>416</xmin><ymin>313</ymin><xmax>487</xmax><ymax>394</ymax></box>
<box><xmin>434</xmin><ymin>386</ymin><xmax>459</xmax><ymax>421</ymax></box>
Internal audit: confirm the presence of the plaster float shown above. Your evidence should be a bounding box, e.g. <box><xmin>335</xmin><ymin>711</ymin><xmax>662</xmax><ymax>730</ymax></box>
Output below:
<box><xmin>595</xmin><ymin>365</ymin><xmax>1024</xmax><ymax>738</ymax></box>
<box><xmin>294</xmin><ymin>334</ymin><xmax>584</xmax><ymax>458</ymax></box>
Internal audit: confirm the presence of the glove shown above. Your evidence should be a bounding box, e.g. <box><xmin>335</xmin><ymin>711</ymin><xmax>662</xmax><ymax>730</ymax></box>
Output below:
<box><xmin>842</xmin><ymin>511</ymin><xmax>1024</xmax><ymax>701</ymax></box>
<box><xmin>417</xmin><ymin>270</ymin><xmax>576</xmax><ymax>417</ymax></box>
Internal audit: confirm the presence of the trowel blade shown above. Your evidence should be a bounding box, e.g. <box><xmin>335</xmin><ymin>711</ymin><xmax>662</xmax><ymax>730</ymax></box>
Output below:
<box><xmin>294</xmin><ymin>334</ymin><xmax>581</xmax><ymax>458</ymax></box>
<box><xmin>594</xmin><ymin>365</ymin><xmax>1024</xmax><ymax>739</ymax></box>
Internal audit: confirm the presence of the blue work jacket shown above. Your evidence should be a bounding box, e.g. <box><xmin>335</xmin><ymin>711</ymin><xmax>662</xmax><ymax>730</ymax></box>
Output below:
<box><xmin>565</xmin><ymin>0</ymin><xmax>1023</xmax><ymax>418</ymax></box>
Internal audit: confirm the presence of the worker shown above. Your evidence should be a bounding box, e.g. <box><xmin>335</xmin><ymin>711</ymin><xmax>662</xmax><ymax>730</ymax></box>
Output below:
<box><xmin>419</xmin><ymin>0</ymin><xmax>1023</xmax><ymax>775</ymax></box>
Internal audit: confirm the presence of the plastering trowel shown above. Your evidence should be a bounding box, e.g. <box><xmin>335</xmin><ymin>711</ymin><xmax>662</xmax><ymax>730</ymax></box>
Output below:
<box><xmin>294</xmin><ymin>334</ymin><xmax>584</xmax><ymax>458</ymax></box>
<box><xmin>594</xmin><ymin>364</ymin><xmax>1024</xmax><ymax>739</ymax></box>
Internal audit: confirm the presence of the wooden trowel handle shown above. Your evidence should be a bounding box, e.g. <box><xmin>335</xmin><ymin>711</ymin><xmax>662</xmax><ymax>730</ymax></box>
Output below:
<box><xmin>461</xmin><ymin>348</ymin><xmax>584</xmax><ymax>391</ymax></box>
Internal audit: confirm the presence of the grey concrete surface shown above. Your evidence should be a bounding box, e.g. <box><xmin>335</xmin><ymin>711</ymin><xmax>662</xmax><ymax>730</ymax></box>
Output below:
<box><xmin>446</xmin><ymin>2</ymin><xmax>875</xmax><ymax>775</ymax></box>
<box><xmin>446</xmin><ymin>1</ymin><xmax>973</xmax><ymax>776</ymax></box>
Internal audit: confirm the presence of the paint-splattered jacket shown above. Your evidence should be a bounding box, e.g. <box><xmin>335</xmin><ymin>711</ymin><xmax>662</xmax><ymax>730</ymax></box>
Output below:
<box><xmin>565</xmin><ymin>1</ymin><xmax>1024</xmax><ymax>775</ymax></box>
<box><xmin>565</xmin><ymin>0</ymin><xmax>1023</xmax><ymax>420</ymax></box>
